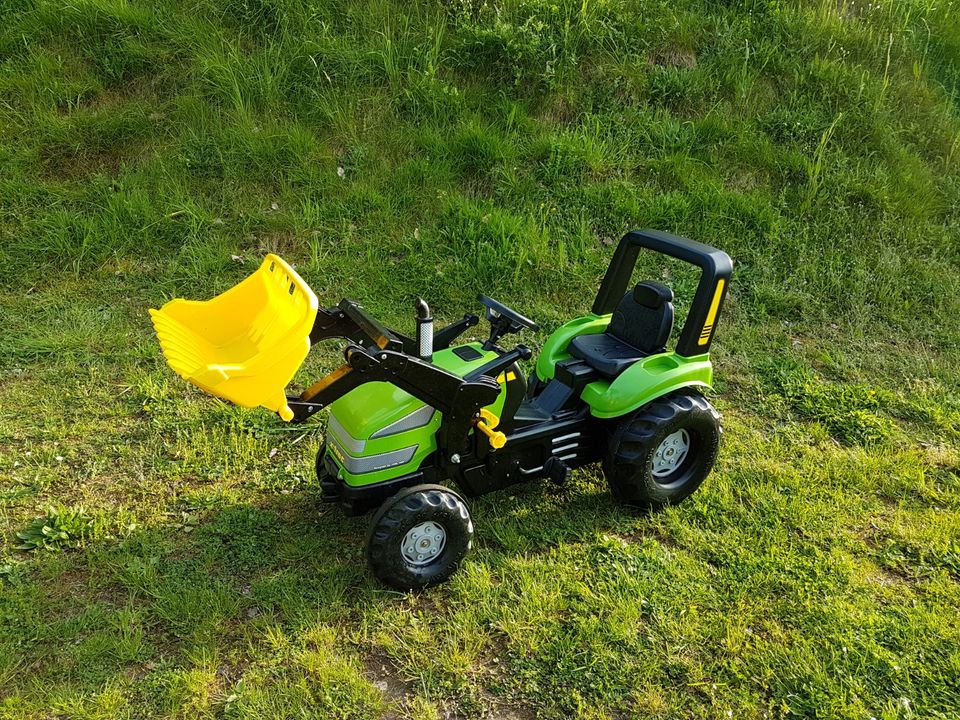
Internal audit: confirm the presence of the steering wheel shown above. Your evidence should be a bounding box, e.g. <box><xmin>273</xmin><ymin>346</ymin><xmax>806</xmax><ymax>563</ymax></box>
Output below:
<box><xmin>478</xmin><ymin>295</ymin><xmax>539</xmax><ymax>333</ymax></box>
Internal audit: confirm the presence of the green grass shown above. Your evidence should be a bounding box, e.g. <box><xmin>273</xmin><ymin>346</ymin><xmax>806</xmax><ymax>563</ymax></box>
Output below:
<box><xmin>2</xmin><ymin>0</ymin><xmax>960</xmax><ymax>717</ymax></box>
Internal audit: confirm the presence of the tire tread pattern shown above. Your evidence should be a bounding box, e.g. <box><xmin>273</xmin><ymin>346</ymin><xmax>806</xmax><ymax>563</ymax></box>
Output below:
<box><xmin>604</xmin><ymin>390</ymin><xmax>722</xmax><ymax>508</ymax></box>
<box><xmin>367</xmin><ymin>484</ymin><xmax>473</xmax><ymax>591</ymax></box>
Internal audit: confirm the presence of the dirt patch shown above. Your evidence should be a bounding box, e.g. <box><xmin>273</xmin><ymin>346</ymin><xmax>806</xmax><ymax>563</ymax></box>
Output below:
<box><xmin>362</xmin><ymin>639</ymin><xmax>537</xmax><ymax>720</ymax></box>
<box><xmin>363</xmin><ymin>651</ymin><xmax>415</xmax><ymax>719</ymax></box>
<box><xmin>647</xmin><ymin>46</ymin><xmax>697</xmax><ymax>69</ymax></box>
<box><xmin>244</xmin><ymin>231</ymin><xmax>305</xmax><ymax>260</ymax></box>
<box><xmin>865</xmin><ymin>566</ymin><xmax>910</xmax><ymax>589</ymax></box>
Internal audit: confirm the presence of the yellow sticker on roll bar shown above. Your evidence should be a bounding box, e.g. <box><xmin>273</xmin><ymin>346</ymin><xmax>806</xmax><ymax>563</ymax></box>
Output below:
<box><xmin>698</xmin><ymin>279</ymin><xmax>725</xmax><ymax>346</ymax></box>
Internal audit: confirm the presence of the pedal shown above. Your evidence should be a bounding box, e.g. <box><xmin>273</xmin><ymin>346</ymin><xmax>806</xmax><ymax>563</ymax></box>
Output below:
<box><xmin>543</xmin><ymin>456</ymin><xmax>571</xmax><ymax>485</ymax></box>
<box><xmin>319</xmin><ymin>476</ymin><xmax>341</xmax><ymax>503</ymax></box>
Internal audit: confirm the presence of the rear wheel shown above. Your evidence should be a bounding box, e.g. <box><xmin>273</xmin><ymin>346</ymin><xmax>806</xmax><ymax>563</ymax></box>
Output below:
<box><xmin>367</xmin><ymin>484</ymin><xmax>473</xmax><ymax>590</ymax></box>
<box><xmin>603</xmin><ymin>391</ymin><xmax>721</xmax><ymax>509</ymax></box>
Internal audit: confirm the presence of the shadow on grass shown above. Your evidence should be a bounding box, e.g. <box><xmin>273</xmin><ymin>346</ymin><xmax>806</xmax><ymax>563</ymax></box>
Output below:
<box><xmin>0</xmin><ymin>472</ymin><xmax>647</xmax><ymax>702</ymax></box>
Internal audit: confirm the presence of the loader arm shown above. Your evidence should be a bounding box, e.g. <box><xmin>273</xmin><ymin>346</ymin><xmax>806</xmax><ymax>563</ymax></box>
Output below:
<box><xmin>294</xmin><ymin>300</ymin><xmax>502</xmax><ymax>455</ymax></box>
<box><xmin>286</xmin><ymin>345</ymin><xmax>501</xmax><ymax>455</ymax></box>
<box><xmin>310</xmin><ymin>300</ymin><xmax>404</xmax><ymax>351</ymax></box>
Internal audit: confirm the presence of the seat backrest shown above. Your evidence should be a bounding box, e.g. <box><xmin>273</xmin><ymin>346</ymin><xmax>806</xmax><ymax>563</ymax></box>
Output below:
<box><xmin>606</xmin><ymin>281</ymin><xmax>674</xmax><ymax>354</ymax></box>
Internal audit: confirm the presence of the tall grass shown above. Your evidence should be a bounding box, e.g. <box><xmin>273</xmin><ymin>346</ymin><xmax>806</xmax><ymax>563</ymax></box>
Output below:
<box><xmin>1</xmin><ymin>0</ymin><xmax>960</xmax><ymax>718</ymax></box>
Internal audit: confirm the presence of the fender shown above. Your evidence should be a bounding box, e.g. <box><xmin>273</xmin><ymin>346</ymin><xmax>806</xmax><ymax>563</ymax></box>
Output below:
<box><xmin>580</xmin><ymin>352</ymin><xmax>713</xmax><ymax>418</ymax></box>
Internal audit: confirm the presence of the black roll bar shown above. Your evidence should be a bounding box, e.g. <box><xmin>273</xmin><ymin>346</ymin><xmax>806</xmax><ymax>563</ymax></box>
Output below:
<box><xmin>592</xmin><ymin>229</ymin><xmax>733</xmax><ymax>356</ymax></box>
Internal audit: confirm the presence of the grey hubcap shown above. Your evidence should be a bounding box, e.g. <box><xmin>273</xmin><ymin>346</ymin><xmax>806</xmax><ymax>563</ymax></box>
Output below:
<box><xmin>652</xmin><ymin>429</ymin><xmax>691</xmax><ymax>478</ymax></box>
<box><xmin>401</xmin><ymin>521</ymin><xmax>446</xmax><ymax>566</ymax></box>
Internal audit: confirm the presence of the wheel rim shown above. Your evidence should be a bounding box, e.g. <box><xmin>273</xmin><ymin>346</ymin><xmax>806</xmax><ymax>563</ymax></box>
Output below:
<box><xmin>401</xmin><ymin>521</ymin><xmax>447</xmax><ymax>567</ymax></box>
<box><xmin>651</xmin><ymin>429</ymin><xmax>691</xmax><ymax>480</ymax></box>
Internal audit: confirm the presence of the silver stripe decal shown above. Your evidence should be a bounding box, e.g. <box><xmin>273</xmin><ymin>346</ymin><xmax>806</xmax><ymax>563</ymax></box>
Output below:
<box><xmin>552</xmin><ymin>432</ymin><xmax>581</xmax><ymax>444</ymax></box>
<box><xmin>330</xmin><ymin>438</ymin><xmax>419</xmax><ymax>475</ymax></box>
<box><xmin>327</xmin><ymin>413</ymin><xmax>365</xmax><ymax>454</ymax></box>
<box><xmin>370</xmin><ymin>405</ymin><xmax>436</xmax><ymax>439</ymax></box>
<box><xmin>552</xmin><ymin>443</ymin><xmax>579</xmax><ymax>454</ymax></box>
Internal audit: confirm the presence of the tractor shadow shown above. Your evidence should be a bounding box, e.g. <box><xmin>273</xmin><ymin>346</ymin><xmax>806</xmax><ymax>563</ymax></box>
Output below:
<box><xmin>170</xmin><ymin>472</ymin><xmax>643</xmax><ymax>613</ymax></box>
<box><xmin>2</xmin><ymin>473</ymin><xmax>659</xmax><ymax>711</ymax></box>
<box><xmin>466</xmin><ymin>473</ymin><xmax>655</xmax><ymax>559</ymax></box>
<box><xmin>11</xmin><ymin>472</ymin><xmax>648</xmax><ymax>635</ymax></box>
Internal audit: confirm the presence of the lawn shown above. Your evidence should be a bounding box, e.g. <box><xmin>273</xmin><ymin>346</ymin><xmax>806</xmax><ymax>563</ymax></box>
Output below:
<box><xmin>2</xmin><ymin>0</ymin><xmax>960</xmax><ymax>717</ymax></box>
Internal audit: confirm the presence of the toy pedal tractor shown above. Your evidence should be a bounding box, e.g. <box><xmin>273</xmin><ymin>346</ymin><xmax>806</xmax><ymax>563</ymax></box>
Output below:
<box><xmin>151</xmin><ymin>229</ymin><xmax>733</xmax><ymax>590</ymax></box>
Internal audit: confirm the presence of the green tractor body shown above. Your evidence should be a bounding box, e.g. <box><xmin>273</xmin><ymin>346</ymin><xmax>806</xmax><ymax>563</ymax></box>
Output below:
<box><xmin>325</xmin><ymin>343</ymin><xmax>505</xmax><ymax>489</ymax></box>
<box><xmin>326</xmin><ymin>324</ymin><xmax>715</xmax><ymax>493</ymax></box>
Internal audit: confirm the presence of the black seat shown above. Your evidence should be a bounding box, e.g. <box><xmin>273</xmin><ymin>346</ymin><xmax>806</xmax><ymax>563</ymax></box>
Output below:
<box><xmin>568</xmin><ymin>281</ymin><xmax>674</xmax><ymax>378</ymax></box>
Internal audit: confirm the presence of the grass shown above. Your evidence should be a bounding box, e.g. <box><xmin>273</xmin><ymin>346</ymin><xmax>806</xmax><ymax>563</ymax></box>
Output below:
<box><xmin>1</xmin><ymin>0</ymin><xmax>960</xmax><ymax>717</ymax></box>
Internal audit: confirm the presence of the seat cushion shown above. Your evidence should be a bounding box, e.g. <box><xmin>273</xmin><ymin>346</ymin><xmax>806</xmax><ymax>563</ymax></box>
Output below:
<box><xmin>568</xmin><ymin>332</ymin><xmax>646</xmax><ymax>379</ymax></box>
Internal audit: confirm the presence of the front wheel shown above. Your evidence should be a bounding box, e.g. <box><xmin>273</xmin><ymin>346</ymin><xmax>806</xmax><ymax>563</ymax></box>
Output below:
<box><xmin>367</xmin><ymin>484</ymin><xmax>473</xmax><ymax>590</ymax></box>
<box><xmin>603</xmin><ymin>391</ymin><xmax>721</xmax><ymax>509</ymax></box>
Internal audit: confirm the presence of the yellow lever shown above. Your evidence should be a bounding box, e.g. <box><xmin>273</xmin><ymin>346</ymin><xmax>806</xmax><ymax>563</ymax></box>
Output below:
<box><xmin>474</xmin><ymin>408</ymin><xmax>507</xmax><ymax>450</ymax></box>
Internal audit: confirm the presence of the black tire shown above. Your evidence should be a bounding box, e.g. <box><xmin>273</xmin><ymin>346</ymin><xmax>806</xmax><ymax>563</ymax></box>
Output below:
<box><xmin>366</xmin><ymin>484</ymin><xmax>473</xmax><ymax>591</ymax></box>
<box><xmin>603</xmin><ymin>391</ymin><xmax>721</xmax><ymax>509</ymax></box>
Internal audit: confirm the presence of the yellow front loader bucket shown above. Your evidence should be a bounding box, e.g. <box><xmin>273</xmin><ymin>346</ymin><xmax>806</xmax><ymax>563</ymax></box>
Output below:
<box><xmin>150</xmin><ymin>255</ymin><xmax>318</xmax><ymax>421</ymax></box>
